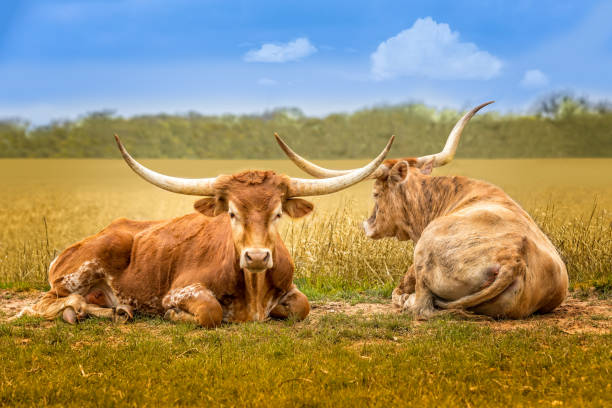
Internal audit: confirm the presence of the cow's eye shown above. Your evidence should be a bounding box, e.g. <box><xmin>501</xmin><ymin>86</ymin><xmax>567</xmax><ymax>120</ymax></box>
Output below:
<box><xmin>229</xmin><ymin>212</ymin><xmax>236</xmax><ymax>219</ymax></box>
<box><xmin>276</xmin><ymin>213</ymin><xmax>282</xmax><ymax>219</ymax></box>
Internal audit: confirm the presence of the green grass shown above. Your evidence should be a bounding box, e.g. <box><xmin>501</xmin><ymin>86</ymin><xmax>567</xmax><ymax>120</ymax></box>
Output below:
<box><xmin>2</xmin><ymin>314</ymin><xmax>610</xmax><ymax>407</ymax></box>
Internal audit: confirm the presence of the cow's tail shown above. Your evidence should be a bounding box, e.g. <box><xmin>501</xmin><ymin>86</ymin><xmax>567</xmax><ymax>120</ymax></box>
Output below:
<box><xmin>434</xmin><ymin>260</ymin><xmax>525</xmax><ymax>310</ymax></box>
<box><xmin>9</xmin><ymin>293</ymin><xmax>86</xmax><ymax>321</ymax></box>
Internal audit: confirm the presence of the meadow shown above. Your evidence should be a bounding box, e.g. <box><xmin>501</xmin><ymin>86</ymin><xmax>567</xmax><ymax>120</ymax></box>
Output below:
<box><xmin>0</xmin><ymin>158</ymin><xmax>611</xmax><ymax>406</ymax></box>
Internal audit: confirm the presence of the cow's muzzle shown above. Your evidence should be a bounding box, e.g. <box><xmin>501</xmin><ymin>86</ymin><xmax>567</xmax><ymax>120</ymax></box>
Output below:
<box><xmin>362</xmin><ymin>220</ymin><xmax>375</xmax><ymax>238</ymax></box>
<box><xmin>240</xmin><ymin>248</ymin><xmax>273</xmax><ymax>271</ymax></box>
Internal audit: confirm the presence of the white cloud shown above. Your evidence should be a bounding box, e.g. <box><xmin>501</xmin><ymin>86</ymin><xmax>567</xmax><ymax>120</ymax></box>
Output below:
<box><xmin>244</xmin><ymin>38</ymin><xmax>317</xmax><ymax>63</ymax></box>
<box><xmin>257</xmin><ymin>78</ymin><xmax>278</xmax><ymax>86</ymax></box>
<box><xmin>520</xmin><ymin>69</ymin><xmax>549</xmax><ymax>89</ymax></box>
<box><xmin>371</xmin><ymin>17</ymin><xmax>502</xmax><ymax>81</ymax></box>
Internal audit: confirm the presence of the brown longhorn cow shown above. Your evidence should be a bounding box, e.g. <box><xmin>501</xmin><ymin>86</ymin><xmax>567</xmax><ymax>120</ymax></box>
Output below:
<box><xmin>15</xmin><ymin>135</ymin><xmax>394</xmax><ymax>327</ymax></box>
<box><xmin>275</xmin><ymin>102</ymin><xmax>568</xmax><ymax>319</ymax></box>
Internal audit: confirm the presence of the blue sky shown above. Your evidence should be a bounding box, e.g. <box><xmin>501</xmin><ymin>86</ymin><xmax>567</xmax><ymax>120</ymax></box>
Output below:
<box><xmin>1</xmin><ymin>0</ymin><xmax>611</xmax><ymax>123</ymax></box>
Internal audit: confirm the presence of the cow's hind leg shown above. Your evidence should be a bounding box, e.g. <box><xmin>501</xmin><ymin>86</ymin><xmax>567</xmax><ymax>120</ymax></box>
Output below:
<box><xmin>56</xmin><ymin>261</ymin><xmax>133</xmax><ymax>323</ymax></box>
<box><xmin>434</xmin><ymin>261</ymin><xmax>524</xmax><ymax>314</ymax></box>
<box><xmin>405</xmin><ymin>262</ymin><xmax>511</xmax><ymax>320</ymax></box>
<box><xmin>162</xmin><ymin>283</ymin><xmax>223</xmax><ymax>328</ymax></box>
<box><xmin>13</xmin><ymin>260</ymin><xmax>132</xmax><ymax>324</ymax></box>
<box><xmin>390</xmin><ymin>263</ymin><xmax>434</xmax><ymax>319</ymax></box>
<box><xmin>269</xmin><ymin>285</ymin><xmax>310</xmax><ymax>321</ymax></box>
<box><xmin>81</xmin><ymin>283</ymin><xmax>134</xmax><ymax>322</ymax></box>
<box><xmin>407</xmin><ymin>273</ymin><xmax>436</xmax><ymax>320</ymax></box>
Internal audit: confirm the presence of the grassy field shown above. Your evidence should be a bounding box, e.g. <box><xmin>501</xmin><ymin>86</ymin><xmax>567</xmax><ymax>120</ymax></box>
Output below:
<box><xmin>2</xmin><ymin>312</ymin><xmax>610</xmax><ymax>407</ymax></box>
<box><xmin>0</xmin><ymin>158</ymin><xmax>611</xmax><ymax>407</ymax></box>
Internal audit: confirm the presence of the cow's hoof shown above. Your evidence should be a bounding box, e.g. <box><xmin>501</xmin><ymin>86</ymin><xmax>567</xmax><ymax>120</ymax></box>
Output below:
<box><xmin>164</xmin><ymin>308</ymin><xmax>178</xmax><ymax>321</ymax></box>
<box><xmin>400</xmin><ymin>294</ymin><xmax>416</xmax><ymax>311</ymax></box>
<box><xmin>413</xmin><ymin>307</ymin><xmax>434</xmax><ymax>321</ymax></box>
<box><xmin>62</xmin><ymin>307</ymin><xmax>78</xmax><ymax>324</ymax></box>
<box><xmin>114</xmin><ymin>304</ymin><xmax>134</xmax><ymax>323</ymax></box>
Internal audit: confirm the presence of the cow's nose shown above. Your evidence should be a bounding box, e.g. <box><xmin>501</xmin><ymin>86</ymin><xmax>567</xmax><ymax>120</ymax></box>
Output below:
<box><xmin>241</xmin><ymin>248</ymin><xmax>273</xmax><ymax>271</ymax></box>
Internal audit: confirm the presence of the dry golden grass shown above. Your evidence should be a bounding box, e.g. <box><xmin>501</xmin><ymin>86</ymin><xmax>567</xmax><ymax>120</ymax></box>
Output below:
<box><xmin>0</xmin><ymin>158</ymin><xmax>610</xmax><ymax>295</ymax></box>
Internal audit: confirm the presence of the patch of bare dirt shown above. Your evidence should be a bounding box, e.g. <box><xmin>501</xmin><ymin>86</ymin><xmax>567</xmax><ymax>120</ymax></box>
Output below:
<box><xmin>309</xmin><ymin>301</ymin><xmax>394</xmax><ymax>321</ymax></box>
<box><xmin>2</xmin><ymin>290</ymin><xmax>610</xmax><ymax>333</ymax></box>
<box><xmin>0</xmin><ymin>290</ymin><xmax>44</xmax><ymax>320</ymax></box>
<box><xmin>309</xmin><ymin>296</ymin><xmax>611</xmax><ymax>334</ymax></box>
<box><xmin>484</xmin><ymin>296</ymin><xmax>612</xmax><ymax>334</ymax></box>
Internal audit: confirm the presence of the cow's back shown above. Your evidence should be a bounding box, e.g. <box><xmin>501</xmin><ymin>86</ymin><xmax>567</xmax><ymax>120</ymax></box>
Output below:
<box><xmin>48</xmin><ymin>218</ymin><xmax>163</xmax><ymax>286</ymax></box>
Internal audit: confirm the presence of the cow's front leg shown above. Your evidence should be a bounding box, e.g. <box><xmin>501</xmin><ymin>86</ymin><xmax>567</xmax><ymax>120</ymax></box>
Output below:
<box><xmin>162</xmin><ymin>283</ymin><xmax>223</xmax><ymax>328</ymax></box>
<box><xmin>269</xmin><ymin>285</ymin><xmax>310</xmax><ymax>321</ymax></box>
<box><xmin>392</xmin><ymin>264</ymin><xmax>416</xmax><ymax>309</ymax></box>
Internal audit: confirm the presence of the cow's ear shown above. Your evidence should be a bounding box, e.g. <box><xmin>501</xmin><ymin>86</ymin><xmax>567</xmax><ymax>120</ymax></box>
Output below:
<box><xmin>194</xmin><ymin>198</ymin><xmax>218</xmax><ymax>217</ymax></box>
<box><xmin>420</xmin><ymin>158</ymin><xmax>434</xmax><ymax>175</ymax></box>
<box><xmin>195</xmin><ymin>198</ymin><xmax>229</xmax><ymax>216</ymax></box>
<box><xmin>283</xmin><ymin>198</ymin><xmax>314</xmax><ymax>218</ymax></box>
<box><xmin>389</xmin><ymin>161</ymin><xmax>409</xmax><ymax>184</ymax></box>
<box><xmin>213</xmin><ymin>197</ymin><xmax>229</xmax><ymax>216</ymax></box>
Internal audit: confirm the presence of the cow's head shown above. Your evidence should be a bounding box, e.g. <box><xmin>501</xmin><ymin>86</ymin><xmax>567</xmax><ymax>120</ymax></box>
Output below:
<box><xmin>362</xmin><ymin>158</ymin><xmax>433</xmax><ymax>240</ymax></box>
<box><xmin>114</xmin><ymin>134</ymin><xmax>394</xmax><ymax>273</ymax></box>
<box><xmin>192</xmin><ymin>171</ymin><xmax>315</xmax><ymax>271</ymax></box>
<box><xmin>273</xmin><ymin>101</ymin><xmax>494</xmax><ymax>241</ymax></box>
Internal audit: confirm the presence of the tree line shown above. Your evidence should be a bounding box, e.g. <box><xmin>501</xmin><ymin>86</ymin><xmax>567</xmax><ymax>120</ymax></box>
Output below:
<box><xmin>1</xmin><ymin>95</ymin><xmax>611</xmax><ymax>159</ymax></box>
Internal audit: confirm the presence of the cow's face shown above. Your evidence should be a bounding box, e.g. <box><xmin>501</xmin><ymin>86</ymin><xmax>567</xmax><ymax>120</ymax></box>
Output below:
<box><xmin>194</xmin><ymin>171</ymin><xmax>313</xmax><ymax>272</ymax></box>
<box><xmin>363</xmin><ymin>159</ymin><xmax>433</xmax><ymax>240</ymax></box>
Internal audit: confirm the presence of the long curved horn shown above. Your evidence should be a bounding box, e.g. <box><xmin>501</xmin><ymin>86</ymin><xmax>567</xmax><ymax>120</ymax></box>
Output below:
<box><xmin>114</xmin><ymin>134</ymin><xmax>216</xmax><ymax>196</ymax></box>
<box><xmin>276</xmin><ymin>101</ymin><xmax>493</xmax><ymax>177</ymax></box>
<box><xmin>274</xmin><ymin>133</ymin><xmax>351</xmax><ymax>178</ymax></box>
<box><xmin>288</xmin><ymin>135</ymin><xmax>394</xmax><ymax>197</ymax></box>
<box><xmin>275</xmin><ymin>133</ymin><xmax>389</xmax><ymax>179</ymax></box>
<box><xmin>415</xmin><ymin>101</ymin><xmax>494</xmax><ymax>167</ymax></box>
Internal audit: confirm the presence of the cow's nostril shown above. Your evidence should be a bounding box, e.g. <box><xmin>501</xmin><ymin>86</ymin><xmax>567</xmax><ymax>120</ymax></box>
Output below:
<box><xmin>242</xmin><ymin>249</ymin><xmax>272</xmax><ymax>270</ymax></box>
